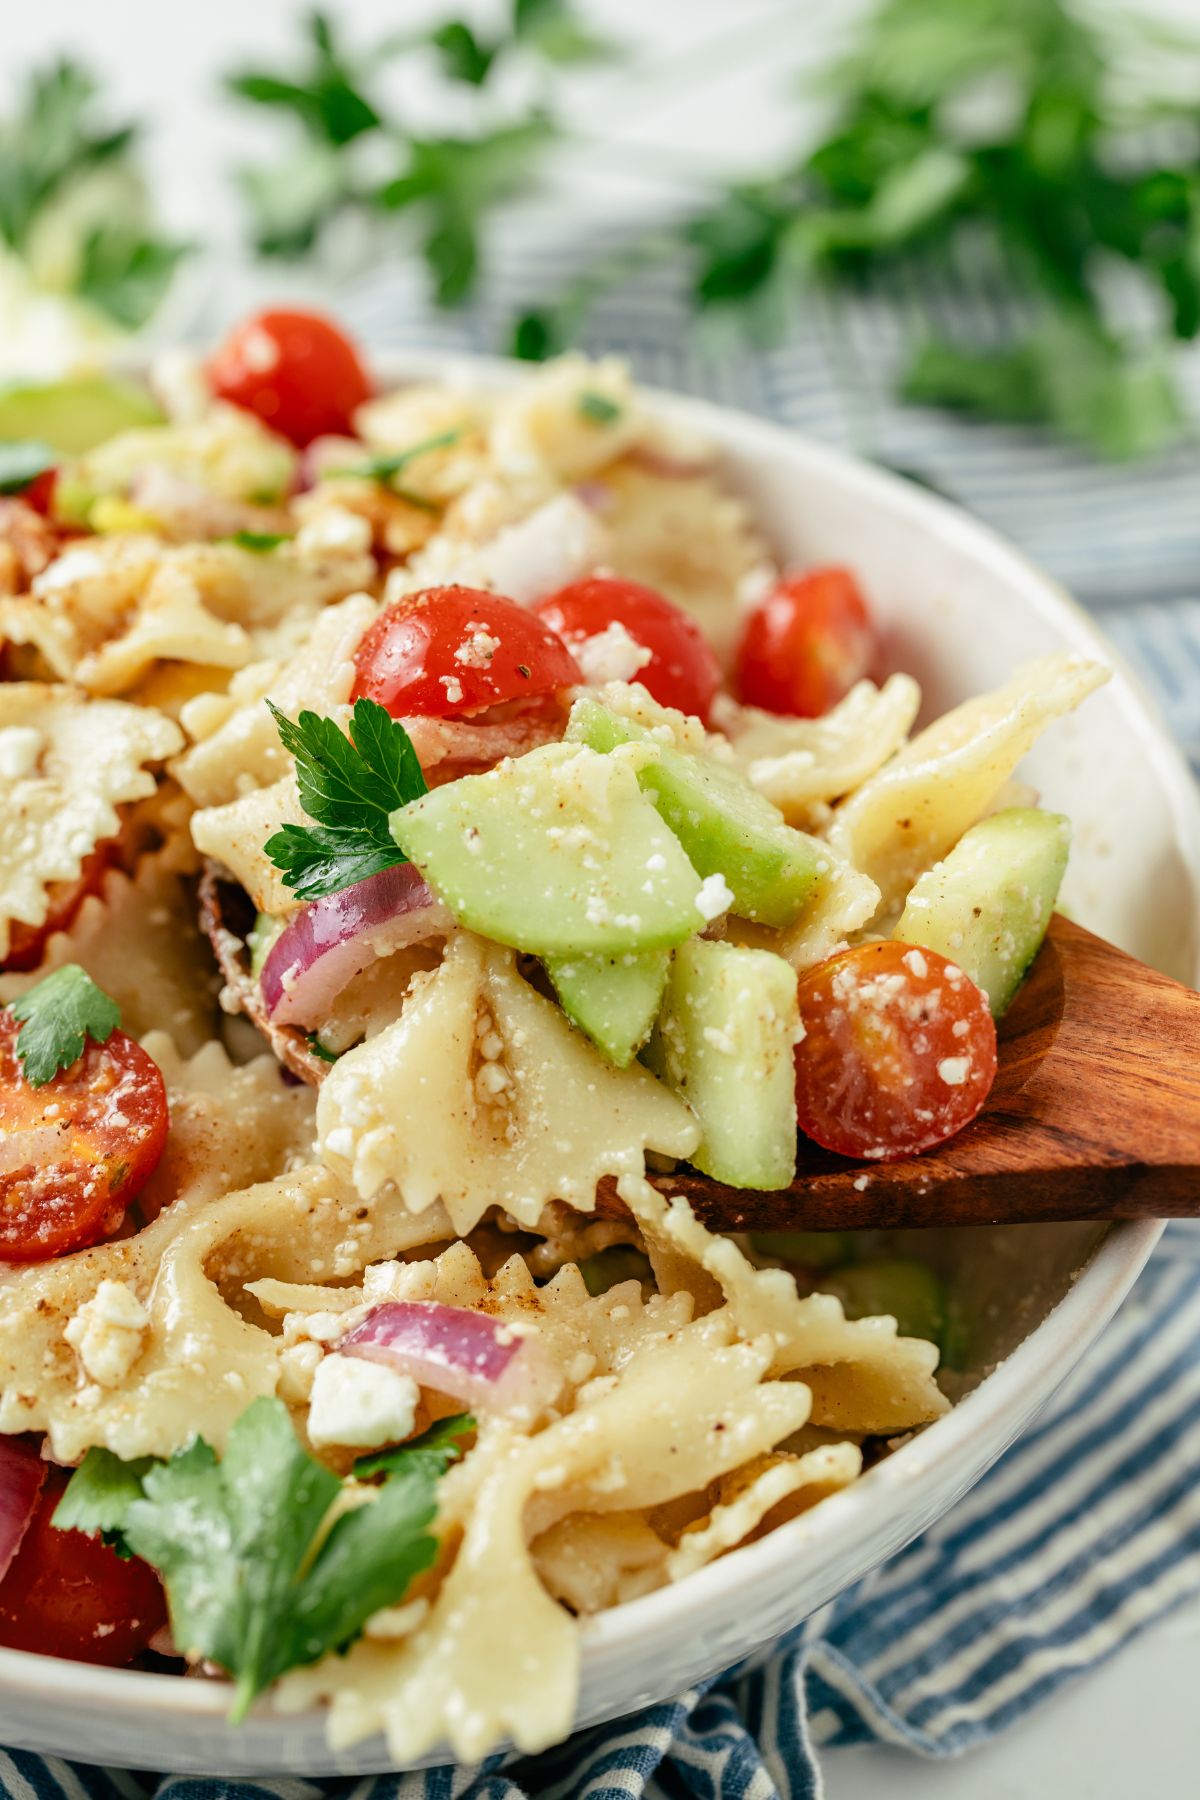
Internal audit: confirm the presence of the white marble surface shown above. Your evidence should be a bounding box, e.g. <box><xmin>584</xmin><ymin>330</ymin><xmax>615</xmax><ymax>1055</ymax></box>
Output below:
<box><xmin>3</xmin><ymin>3</ymin><xmax>1198</xmax><ymax>1790</ymax></box>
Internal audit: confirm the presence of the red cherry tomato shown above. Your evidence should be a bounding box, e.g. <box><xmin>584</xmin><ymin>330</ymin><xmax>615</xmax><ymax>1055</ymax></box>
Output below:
<box><xmin>21</xmin><ymin>469</ymin><xmax>57</xmax><ymax>516</ymax></box>
<box><xmin>2</xmin><ymin>843</ymin><xmax>115</xmax><ymax>974</ymax></box>
<box><xmin>736</xmin><ymin>567</ymin><xmax>877</xmax><ymax>718</ymax></box>
<box><xmin>207</xmin><ymin>308</ymin><xmax>372</xmax><ymax>447</ymax></box>
<box><xmin>0</xmin><ymin>1015</ymin><xmax>169</xmax><ymax>1261</ymax></box>
<box><xmin>0</xmin><ymin>1466</ymin><xmax>165</xmax><ymax>1666</ymax></box>
<box><xmin>352</xmin><ymin>585</ymin><xmax>583</xmax><ymax>719</ymax></box>
<box><xmin>534</xmin><ymin>576</ymin><xmax>723</xmax><ymax>721</ymax></box>
<box><xmin>794</xmin><ymin>941</ymin><xmax>997</xmax><ymax>1161</ymax></box>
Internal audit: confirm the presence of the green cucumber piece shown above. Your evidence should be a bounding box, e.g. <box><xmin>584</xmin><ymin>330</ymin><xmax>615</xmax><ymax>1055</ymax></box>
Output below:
<box><xmin>390</xmin><ymin>742</ymin><xmax>703</xmax><ymax>957</ymax></box>
<box><xmin>894</xmin><ymin>807</ymin><xmax>1070</xmax><ymax>1018</ymax></box>
<box><xmin>0</xmin><ymin>375</ymin><xmax>164</xmax><ymax>454</ymax></box>
<box><xmin>651</xmin><ymin>937</ymin><xmax>799</xmax><ymax>1190</ymax></box>
<box><xmin>545</xmin><ymin>949</ymin><xmax>669</xmax><ymax>1067</ymax></box>
<box><xmin>749</xmin><ymin>1229</ymin><xmax>857</xmax><ymax>1271</ymax></box>
<box><xmin>567</xmin><ymin>693</ymin><xmax>822</xmax><ymax>927</ymax></box>
<box><xmin>823</xmin><ymin>1259</ymin><xmax>947</xmax><ymax>1347</ymax></box>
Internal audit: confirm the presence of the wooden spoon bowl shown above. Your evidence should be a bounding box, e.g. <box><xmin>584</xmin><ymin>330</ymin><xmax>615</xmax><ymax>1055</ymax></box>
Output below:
<box><xmin>628</xmin><ymin>915</ymin><xmax>1200</xmax><ymax>1233</ymax></box>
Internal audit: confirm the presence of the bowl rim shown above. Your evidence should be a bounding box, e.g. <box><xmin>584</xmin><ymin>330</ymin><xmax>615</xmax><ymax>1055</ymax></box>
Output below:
<box><xmin>0</xmin><ymin>350</ymin><xmax>1194</xmax><ymax>1737</ymax></box>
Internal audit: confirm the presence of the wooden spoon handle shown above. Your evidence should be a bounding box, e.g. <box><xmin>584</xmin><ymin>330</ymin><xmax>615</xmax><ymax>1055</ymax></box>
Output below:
<box><xmin>626</xmin><ymin>916</ymin><xmax>1200</xmax><ymax>1232</ymax></box>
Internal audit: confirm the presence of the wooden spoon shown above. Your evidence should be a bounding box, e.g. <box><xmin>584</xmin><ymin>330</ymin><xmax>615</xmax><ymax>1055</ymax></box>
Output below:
<box><xmin>609</xmin><ymin>915</ymin><xmax>1200</xmax><ymax>1233</ymax></box>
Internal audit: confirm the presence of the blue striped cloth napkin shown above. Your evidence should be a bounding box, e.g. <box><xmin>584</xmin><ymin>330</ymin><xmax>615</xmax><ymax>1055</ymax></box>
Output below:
<box><xmin>12</xmin><ymin>240</ymin><xmax>1200</xmax><ymax>1798</ymax></box>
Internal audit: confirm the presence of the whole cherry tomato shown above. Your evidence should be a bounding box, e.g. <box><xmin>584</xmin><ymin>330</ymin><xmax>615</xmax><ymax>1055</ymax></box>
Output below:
<box><xmin>0</xmin><ymin>1015</ymin><xmax>169</xmax><ymax>1261</ymax></box>
<box><xmin>736</xmin><ymin>567</ymin><xmax>877</xmax><ymax>718</ymax></box>
<box><xmin>535</xmin><ymin>575</ymin><xmax>722</xmax><ymax>721</ymax></box>
<box><xmin>352</xmin><ymin>586</ymin><xmax>582</xmax><ymax>718</ymax></box>
<box><xmin>207</xmin><ymin>308</ymin><xmax>372</xmax><ymax>446</ymax></box>
<box><xmin>0</xmin><ymin>1466</ymin><xmax>166</xmax><ymax>1666</ymax></box>
<box><xmin>794</xmin><ymin>941</ymin><xmax>997</xmax><ymax>1160</ymax></box>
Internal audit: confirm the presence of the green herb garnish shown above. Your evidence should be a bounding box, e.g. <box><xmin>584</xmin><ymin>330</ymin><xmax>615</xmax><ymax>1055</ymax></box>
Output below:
<box><xmin>578</xmin><ymin>391</ymin><xmax>621</xmax><ymax>424</ymax></box>
<box><xmin>322</xmin><ymin>426</ymin><xmax>463</xmax><ymax>496</ymax></box>
<box><xmin>55</xmin><ymin>1400</ymin><xmax>472</xmax><ymax>1719</ymax></box>
<box><xmin>305</xmin><ymin>1031</ymin><xmax>342</xmax><ymax>1064</ymax></box>
<box><xmin>8</xmin><ymin>964</ymin><xmax>122</xmax><ymax>1086</ymax></box>
<box><xmin>224</xmin><ymin>529</ymin><xmax>294</xmax><ymax>553</ymax></box>
<box><xmin>0</xmin><ymin>441</ymin><xmax>56</xmax><ymax>495</ymax></box>
<box><xmin>263</xmin><ymin>696</ymin><xmax>427</xmax><ymax>901</ymax></box>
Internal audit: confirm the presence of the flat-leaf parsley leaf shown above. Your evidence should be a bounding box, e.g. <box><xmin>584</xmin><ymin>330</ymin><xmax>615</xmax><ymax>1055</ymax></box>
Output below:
<box><xmin>9</xmin><ymin>964</ymin><xmax>122</xmax><ymax>1086</ymax></box>
<box><xmin>263</xmin><ymin>696</ymin><xmax>428</xmax><ymax>900</ymax></box>
<box><xmin>55</xmin><ymin>1399</ymin><xmax>473</xmax><ymax>1718</ymax></box>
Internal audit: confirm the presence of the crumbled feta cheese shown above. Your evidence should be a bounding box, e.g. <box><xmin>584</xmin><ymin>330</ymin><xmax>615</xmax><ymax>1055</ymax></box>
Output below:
<box><xmin>454</xmin><ymin>629</ymin><xmax>500</xmax><ymax>669</ymax></box>
<box><xmin>937</xmin><ymin>1056</ymin><xmax>971</xmax><ymax>1087</ymax></box>
<box><xmin>694</xmin><ymin>873</ymin><xmax>735</xmax><ymax>922</ymax></box>
<box><xmin>64</xmin><ymin>1281</ymin><xmax>150</xmax><ymax>1388</ymax></box>
<box><xmin>0</xmin><ymin>726</ymin><xmax>43</xmax><ymax>780</ymax></box>
<box><xmin>574</xmin><ymin>621</ymin><xmax>653</xmax><ymax>686</ymax></box>
<box><xmin>902</xmin><ymin>948</ymin><xmax>928</xmax><ymax>979</ymax></box>
<box><xmin>306</xmin><ymin>1353</ymin><xmax>419</xmax><ymax>1450</ymax></box>
<box><xmin>295</xmin><ymin>506</ymin><xmax>373</xmax><ymax>559</ymax></box>
<box><xmin>439</xmin><ymin>675</ymin><xmax>465</xmax><ymax>707</ymax></box>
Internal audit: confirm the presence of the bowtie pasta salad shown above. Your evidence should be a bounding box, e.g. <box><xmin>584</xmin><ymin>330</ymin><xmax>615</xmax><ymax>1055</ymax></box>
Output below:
<box><xmin>0</xmin><ymin>309</ymin><xmax>1105</xmax><ymax>1759</ymax></box>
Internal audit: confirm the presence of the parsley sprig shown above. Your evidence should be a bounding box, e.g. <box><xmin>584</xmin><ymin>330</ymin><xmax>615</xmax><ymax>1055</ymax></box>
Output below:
<box><xmin>0</xmin><ymin>59</ymin><xmax>186</xmax><ymax>330</ymax></box>
<box><xmin>55</xmin><ymin>1399</ymin><xmax>472</xmax><ymax>1718</ymax></box>
<box><xmin>224</xmin><ymin>4</ymin><xmax>613</xmax><ymax>303</ymax></box>
<box><xmin>264</xmin><ymin>696</ymin><xmax>427</xmax><ymax>901</ymax></box>
<box><xmin>8</xmin><ymin>964</ymin><xmax>122</xmax><ymax>1087</ymax></box>
<box><xmin>515</xmin><ymin>0</ymin><xmax>1200</xmax><ymax>459</ymax></box>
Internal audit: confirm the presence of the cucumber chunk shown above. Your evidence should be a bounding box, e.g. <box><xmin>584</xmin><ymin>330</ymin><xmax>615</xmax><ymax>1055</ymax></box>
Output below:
<box><xmin>893</xmin><ymin>807</ymin><xmax>1070</xmax><ymax>1018</ymax></box>
<box><xmin>749</xmin><ymin>1229</ymin><xmax>857</xmax><ymax>1271</ymax></box>
<box><xmin>567</xmin><ymin>693</ymin><xmax>822</xmax><ymax>927</ymax></box>
<box><xmin>0</xmin><ymin>375</ymin><xmax>164</xmax><ymax>455</ymax></box>
<box><xmin>390</xmin><ymin>742</ymin><xmax>703</xmax><ymax>957</ymax></box>
<box><xmin>651</xmin><ymin>937</ymin><xmax>799</xmax><ymax>1190</ymax></box>
<box><xmin>823</xmin><ymin>1259</ymin><xmax>947</xmax><ymax>1347</ymax></box>
<box><xmin>545</xmin><ymin>949</ymin><xmax>669</xmax><ymax>1067</ymax></box>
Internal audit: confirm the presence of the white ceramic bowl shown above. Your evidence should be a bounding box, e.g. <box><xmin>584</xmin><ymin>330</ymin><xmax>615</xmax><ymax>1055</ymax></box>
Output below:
<box><xmin>2</xmin><ymin>359</ymin><xmax>1197</xmax><ymax>1775</ymax></box>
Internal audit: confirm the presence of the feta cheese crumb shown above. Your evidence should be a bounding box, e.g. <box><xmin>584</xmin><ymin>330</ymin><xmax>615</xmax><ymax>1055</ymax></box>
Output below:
<box><xmin>64</xmin><ymin>1280</ymin><xmax>150</xmax><ymax>1388</ymax></box>
<box><xmin>0</xmin><ymin>726</ymin><xmax>43</xmax><ymax>780</ymax></box>
<box><xmin>574</xmin><ymin>621</ymin><xmax>653</xmax><ymax>686</ymax></box>
<box><xmin>306</xmin><ymin>1353</ymin><xmax>419</xmax><ymax>1450</ymax></box>
<box><xmin>295</xmin><ymin>506</ymin><xmax>373</xmax><ymax>559</ymax></box>
<box><xmin>902</xmin><ymin>948</ymin><xmax>928</xmax><ymax>979</ymax></box>
<box><xmin>937</xmin><ymin>1055</ymin><xmax>971</xmax><ymax>1087</ymax></box>
<box><xmin>694</xmin><ymin>872</ymin><xmax>735</xmax><ymax>922</ymax></box>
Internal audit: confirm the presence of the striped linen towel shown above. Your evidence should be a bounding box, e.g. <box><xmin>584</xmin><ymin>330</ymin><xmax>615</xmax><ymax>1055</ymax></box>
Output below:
<box><xmin>9</xmin><ymin>246</ymin><xmax>1200</xmax><ymax>1798</ymax></box>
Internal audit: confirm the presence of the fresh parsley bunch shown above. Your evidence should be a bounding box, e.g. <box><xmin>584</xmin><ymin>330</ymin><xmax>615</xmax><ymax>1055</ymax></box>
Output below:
<box><xmin>56</xmin><ymin>1399</ymin><xmax>472</xmax><ymax>1716</ymax></box>
<box><xmin>516</xmin><ymin>0</ymin><xmax>1200</xmax><ymax>459</ymax></box>
<box><xmin>225</xmin><ymin>3</ymin><xmax>614</xmax><ymax>303</ymax></box>
<box><xmin>0</xmin><ymin>59</ymin><xmax>186</xmax><ymax>330</ymax></box>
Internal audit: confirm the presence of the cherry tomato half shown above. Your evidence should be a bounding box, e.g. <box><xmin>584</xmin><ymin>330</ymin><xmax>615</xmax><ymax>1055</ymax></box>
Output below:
<box><xmin>207</xmin><ymin>308</ymin><xmax>372</xmax><ymax>447</ymax></box>
<box><xmin>352</xmin><ymin>585</ymin><xmax>583</xmax><ymax>719</ymax></box>
<box><xmin>21</xmin><ymin>469</ymin><xmax>57</xmax><ymax>516</ymax></box>
<box><xmin>535</xmin><ymin>575</ymin><xmax>723</xmax><ymax>721</ymax></box>
<box><xmin>794</xmin><ymin>941</ymin><xmax>997</xmax><ymax>1161</ymax></box>
<box><xmin>2</xmin><ymin>843</ymin><xmax>115</xmax><ymax>974</ymax></box>
<box><xmin>736</xmin><ymin>567</ymin><xmax>877</xmax><ymax>718</ymax></box>
<box><xmin>0</xmin><ymin>1466</ymin><xmax>165</xmax><ymax>1666</ymax></box>
<box><xmin>0</xmin><ymin>1016</ymin><xmax>169</xmax><ymax>1261</ymax></box>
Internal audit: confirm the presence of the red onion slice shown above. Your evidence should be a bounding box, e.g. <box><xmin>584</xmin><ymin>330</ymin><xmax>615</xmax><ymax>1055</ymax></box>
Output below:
<box><xmin>260</xmin><ymin>862</ymin><xmax>452</xmax><ymax>1029</ymax></box>
<box><xmin>0</xmin><ymin>1438</ymin><xmax>46</xmax><ymax>1583</ymax></box>
<box><xmin>340</xmin><ymin>1302</ymin><xmax>557</xmax><ymax>1416</ymax></box>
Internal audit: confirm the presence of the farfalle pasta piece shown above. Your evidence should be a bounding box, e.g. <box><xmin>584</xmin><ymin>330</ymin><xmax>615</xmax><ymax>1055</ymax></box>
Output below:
<box><xmin>175</xmin><ymin>592</ymin><xmax>378</xmax><ymax>808</ymax></box>
<box><xmin>279</xmin><ymin>1308</ymin><xmax>813</xmax><ymax>1761</ymax></box>
<box><xmin>714</xmin><ymin>675</ymin><xmax>922</xmax><ymax>824</ymax></box>
<box><xmin>0</xmin><ymin>846</ymin><xmax>219</xmax><ymax>1055</ymax></box>
<box><xmin>0</xmin><ymin>531</ymin><xmax>376</xmax><ymax>699</ymax></box>
<box><xmin>0</xmin><ymin>684</ymin><xmax>181</xmax><ymax>961</ymax></box>
<box><xmin>316</xmin><ymin>934</ymin><xmax>701</xmax><ymax>1234</ymax></box>
<box><xmin>827</xmin><ymin>654</ymin><xmax>1108</xmax><ymax>914</ymax></box>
